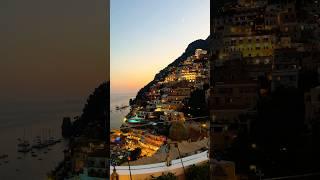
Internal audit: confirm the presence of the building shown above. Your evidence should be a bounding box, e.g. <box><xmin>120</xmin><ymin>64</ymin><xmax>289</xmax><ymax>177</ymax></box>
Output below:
<box><xmin>210</xmin><ymin>124</ymin><xmax>234</xmax><ymax>152</ymax></box>
<box><xmin>220</xmin><ymin>32</ymin><xmax>276</xmax><ymax>59</ymax></box>
<box><xmin>195</xmin><ymin>48</ymin><xmax>208</xmax><ymax>59</ymax></box>
<box><xmin>79</xmin><ymin>149</ymin><xmax>108</xmax><ymax>180</ymax></box>
<box><xmin>210</xmin><ymin>159</ymin><xmax>237</xmax><ymax>180</ymax></box>
<box><xmin>305</xmin><ymin>86</ymin><xmax>320</xmax><ymax>123</ymax></box>
<box><xmin>160</xmin><ymin>110</ymin><xmax>185</xmax><ymax>122</ymax></box>
<box><xmin>271</xmin><ymin>48</ymin><xmax>300</xmax><ymax>91</ymax></box>
<box><xmin>208</xmin><ymin>58</ymin><xmax>258</xmax><ymax>123</ymax></box>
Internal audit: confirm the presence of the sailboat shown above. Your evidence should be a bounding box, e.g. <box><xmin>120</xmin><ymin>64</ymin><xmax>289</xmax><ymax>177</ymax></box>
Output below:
<box><xmin>32</xmin><ymin>135</ymin><xmax>44</xmax><ymax>149</ymax></box>
<box><xmin>17</xmin><ymin>129</ymin><xmax>31</xmax><ymax>153</ymax></box>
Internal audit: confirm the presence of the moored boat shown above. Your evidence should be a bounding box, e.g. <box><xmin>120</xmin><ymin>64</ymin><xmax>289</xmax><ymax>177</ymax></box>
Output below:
<box><xmin>17</xmin><ymin>140</ymin><xmax>31</xmax><ymax>153</ymax></box>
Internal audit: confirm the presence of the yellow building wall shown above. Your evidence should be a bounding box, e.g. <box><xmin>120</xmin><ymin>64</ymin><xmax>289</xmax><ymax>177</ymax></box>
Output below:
<box><xmin>221</xmin><ymin>35</ymin><xmax>275</xmax><ymax>58</ymax></box>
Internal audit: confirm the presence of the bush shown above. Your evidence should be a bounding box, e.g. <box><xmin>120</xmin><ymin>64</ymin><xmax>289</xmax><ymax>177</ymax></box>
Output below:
<box><xmin>169</xmin><ymin>121</ymin><xmax>189</xmax><ymax>141</ymax></box>
<box><xmin>151</xmin><ymin>172</ymin><xmax>177</xmax><ymax>180</ymax></box>
<box><xmin>186</xmin><ymin>163</ymin><xmax>209</xmax><ymax>180</ymax></box>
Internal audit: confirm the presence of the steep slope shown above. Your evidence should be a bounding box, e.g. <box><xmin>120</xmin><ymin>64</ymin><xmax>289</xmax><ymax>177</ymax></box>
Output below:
<box><xmin>62</xmin><ymin>82</ymin><xmax>109</xmax><ymax>140</ymax></box>
<box><xmin>134</xmin><ymin>39</ymin><xmax>209</xmax><ymax>102</ymax></box>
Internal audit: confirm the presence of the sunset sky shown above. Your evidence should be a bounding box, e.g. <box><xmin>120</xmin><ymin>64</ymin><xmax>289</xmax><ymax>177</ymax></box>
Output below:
<box><xmin>0</xmin><ymin>0</ymin><xmax>107</xmax><ymax>102</ymax></box>
<box><xmin>110</xmin><ymin>0</ymin><xmax>210</xmax><ymax>94</ymax></box>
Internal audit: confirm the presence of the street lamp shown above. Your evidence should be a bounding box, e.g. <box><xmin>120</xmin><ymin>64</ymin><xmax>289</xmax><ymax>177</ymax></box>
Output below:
<box><xmin>165</xmin><ymin>142</ymin><xmax>186</xmax><ymax>177</ymax></box>
<box><xmin>165</xmin><ymin>144</ymin><xmax>172</xmax><ymax>166</ymax></box>
<box><xmin>126</xmin><ymin>152</ymin><xmax>133</xmax><ymax>180</ymax></box>
<box><xmin>111</xmin><ymin>166</ymin><xmax>119</xmax><ymax>180</ymax></box>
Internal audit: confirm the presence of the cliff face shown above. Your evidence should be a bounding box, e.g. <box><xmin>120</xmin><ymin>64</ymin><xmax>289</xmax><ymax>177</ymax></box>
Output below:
<box><xmin>135</xmin><ymin>39</ymin><xmax>209</xmax><ymax>102</ymax></box>
<box><xmin>62</xmin><ymin>81</ymin><xmax>109</xmax><ymax>140</ymax></box>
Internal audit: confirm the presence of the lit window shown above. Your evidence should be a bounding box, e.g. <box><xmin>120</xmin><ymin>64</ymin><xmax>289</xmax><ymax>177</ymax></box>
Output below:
<box><xmin>265</xmin><ymin>59</ymin><xmax>270</xmax><ymax>64</ymax></box>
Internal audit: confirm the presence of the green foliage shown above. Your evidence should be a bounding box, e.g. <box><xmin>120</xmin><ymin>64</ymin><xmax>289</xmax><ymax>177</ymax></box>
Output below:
<box><xmin>130</xmin><ymin>147</ymin><xmax>142</xmax><ymax>161</ymax></box>
<box><xmin>186</xmin><ymin>163</ymin><xmax>210</xmax><ymax>180</ymax></box>
<box><xmin>169</xmin><ymin>121</ymin><xmax>189</xmax><ymax>141</ymax></box>
<box><xmin>69</xmin><ymin>81</ymin><xmax>109</xmax><ymax>139</ymax></box>
<box><xmin>61</xmin><ymin>117</ymin><xmax>73</xmax><ymax>138</ymax></box>
<box><xmin>151</xmin><ymin>172</ymin><xmax>177</xmax><ymax>180</ymax></box>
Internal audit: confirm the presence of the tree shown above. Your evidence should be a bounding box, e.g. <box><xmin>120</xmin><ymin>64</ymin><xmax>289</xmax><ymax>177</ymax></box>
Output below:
<box><xmin>70</xmin><ymin>82</ymin><xmax>108</xmax><ymax>140</ymax></box>
<box><xmin>61</xmin><ymin>117</ymin><xmax>73</xmax><ymax>138</ymax></box>
<box><xmin>151</xmin><ymin>172</ymin><xmax>177</xmax><ymax>180</ymax></box>
<box><xmin>130</xmin><ymin>148</ymin><xmax>142</xmax><ymax>161</ymax></box>
<box><xmin>169</xmin><ymin>121</ymin><xmax>189</xmax><ymax>141</ymax></box>
<box><xmin>186</xmin><ymin>163</ymin><xmax>209</xmax><ymax>180</ymax></box>
<box><xmin>129</xmin><ymin>98</ymin><xmax>134</xmax><ymax>106</ymax></box>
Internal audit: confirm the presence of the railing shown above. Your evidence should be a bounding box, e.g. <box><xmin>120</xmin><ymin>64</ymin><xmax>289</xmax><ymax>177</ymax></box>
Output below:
<box><xmin>110</xmin><ymin>150</ymin><xmax>208</xmax><ymax>176</ymax></box>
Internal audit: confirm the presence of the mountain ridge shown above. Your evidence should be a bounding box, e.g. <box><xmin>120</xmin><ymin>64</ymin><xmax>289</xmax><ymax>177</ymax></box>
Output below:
<box><xmin>134</xmin><ymin>38</ymin><xmax>209</xmax><ymax>103</ymax></box>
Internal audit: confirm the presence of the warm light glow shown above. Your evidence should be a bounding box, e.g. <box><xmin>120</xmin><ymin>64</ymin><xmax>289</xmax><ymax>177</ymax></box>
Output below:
<box><xmin>111</xmin><ymin>0</ymin><xmax>209</xmax><ymax>93</ymax></box>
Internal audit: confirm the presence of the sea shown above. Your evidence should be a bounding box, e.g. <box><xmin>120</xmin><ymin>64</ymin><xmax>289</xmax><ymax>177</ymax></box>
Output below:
<box><xmin>0</xmin><ymin>93</ymin><xmax>134</xmax><ymax>179</ymax></box>
<box><xmin>110</xmin><ymin>93</ymin><xmax>136</xmax><ymax>129</ymax></box>
<box><xmin>0</xmin><ymin>97</ymin><xmax>84</xmax><ymax>180</ymax></box>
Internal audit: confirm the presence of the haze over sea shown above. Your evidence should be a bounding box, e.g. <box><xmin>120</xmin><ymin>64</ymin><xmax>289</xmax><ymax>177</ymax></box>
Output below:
<box><xmin>0</xmin><ymin>97</ymin><xmax>84</xmax><ymax>180</ymax></box>
<box><xmin>110</xmin><ymin>93</ymin><xmax>135</xmax><ymax>129</ymax></box>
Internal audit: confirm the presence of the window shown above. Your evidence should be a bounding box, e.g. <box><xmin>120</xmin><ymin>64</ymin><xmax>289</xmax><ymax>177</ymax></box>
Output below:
<box><xmin>265</xmin><ymin>59</ymin><xmax>270</xmax><ymax>64</ymax></box>
<box><xmin>285</xmin><ymin>27</ymin><xmax>289</xmax><ymax>32</ymax></box>
<box><xmin>306</xmin><ymin>95</ymin><xmax>311</xmax><ymax>102</ymax></box>
<box><xmin>215</xmin><ymin>97</ymin><xmax>220</xmax><ymax>105</ymax></box>
<box><xmin>225</xmin><ymin>97</ymin><xmax>233</xmax><ymax>103</ymax></box>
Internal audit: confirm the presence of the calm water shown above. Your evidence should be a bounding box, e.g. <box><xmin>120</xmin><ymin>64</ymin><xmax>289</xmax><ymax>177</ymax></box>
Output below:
<box><xmin>110</xmin><ymin>93</ymin><xmax>135</xmax><ymax>129</ymax></box>
<box><xmin>0</xmin><ymin>98</ymin><xmax>84</xmax><ymax>180</ymax></box>
<box><xmin>0</xmin><ymin>93</ymin><xmax>134</xmax><ymax>179</ymax></box>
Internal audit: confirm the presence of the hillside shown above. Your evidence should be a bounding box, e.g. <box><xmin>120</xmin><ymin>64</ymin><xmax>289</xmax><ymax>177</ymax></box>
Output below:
<box><xmin>134</xmin><ymin>39</ymin><xmax>209</xmax><ymax>102</ymax></box>
<box><xmin>62</xmin><ymin>81</ymin><xmax>109</xmax><ymax>140</ymax></box>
